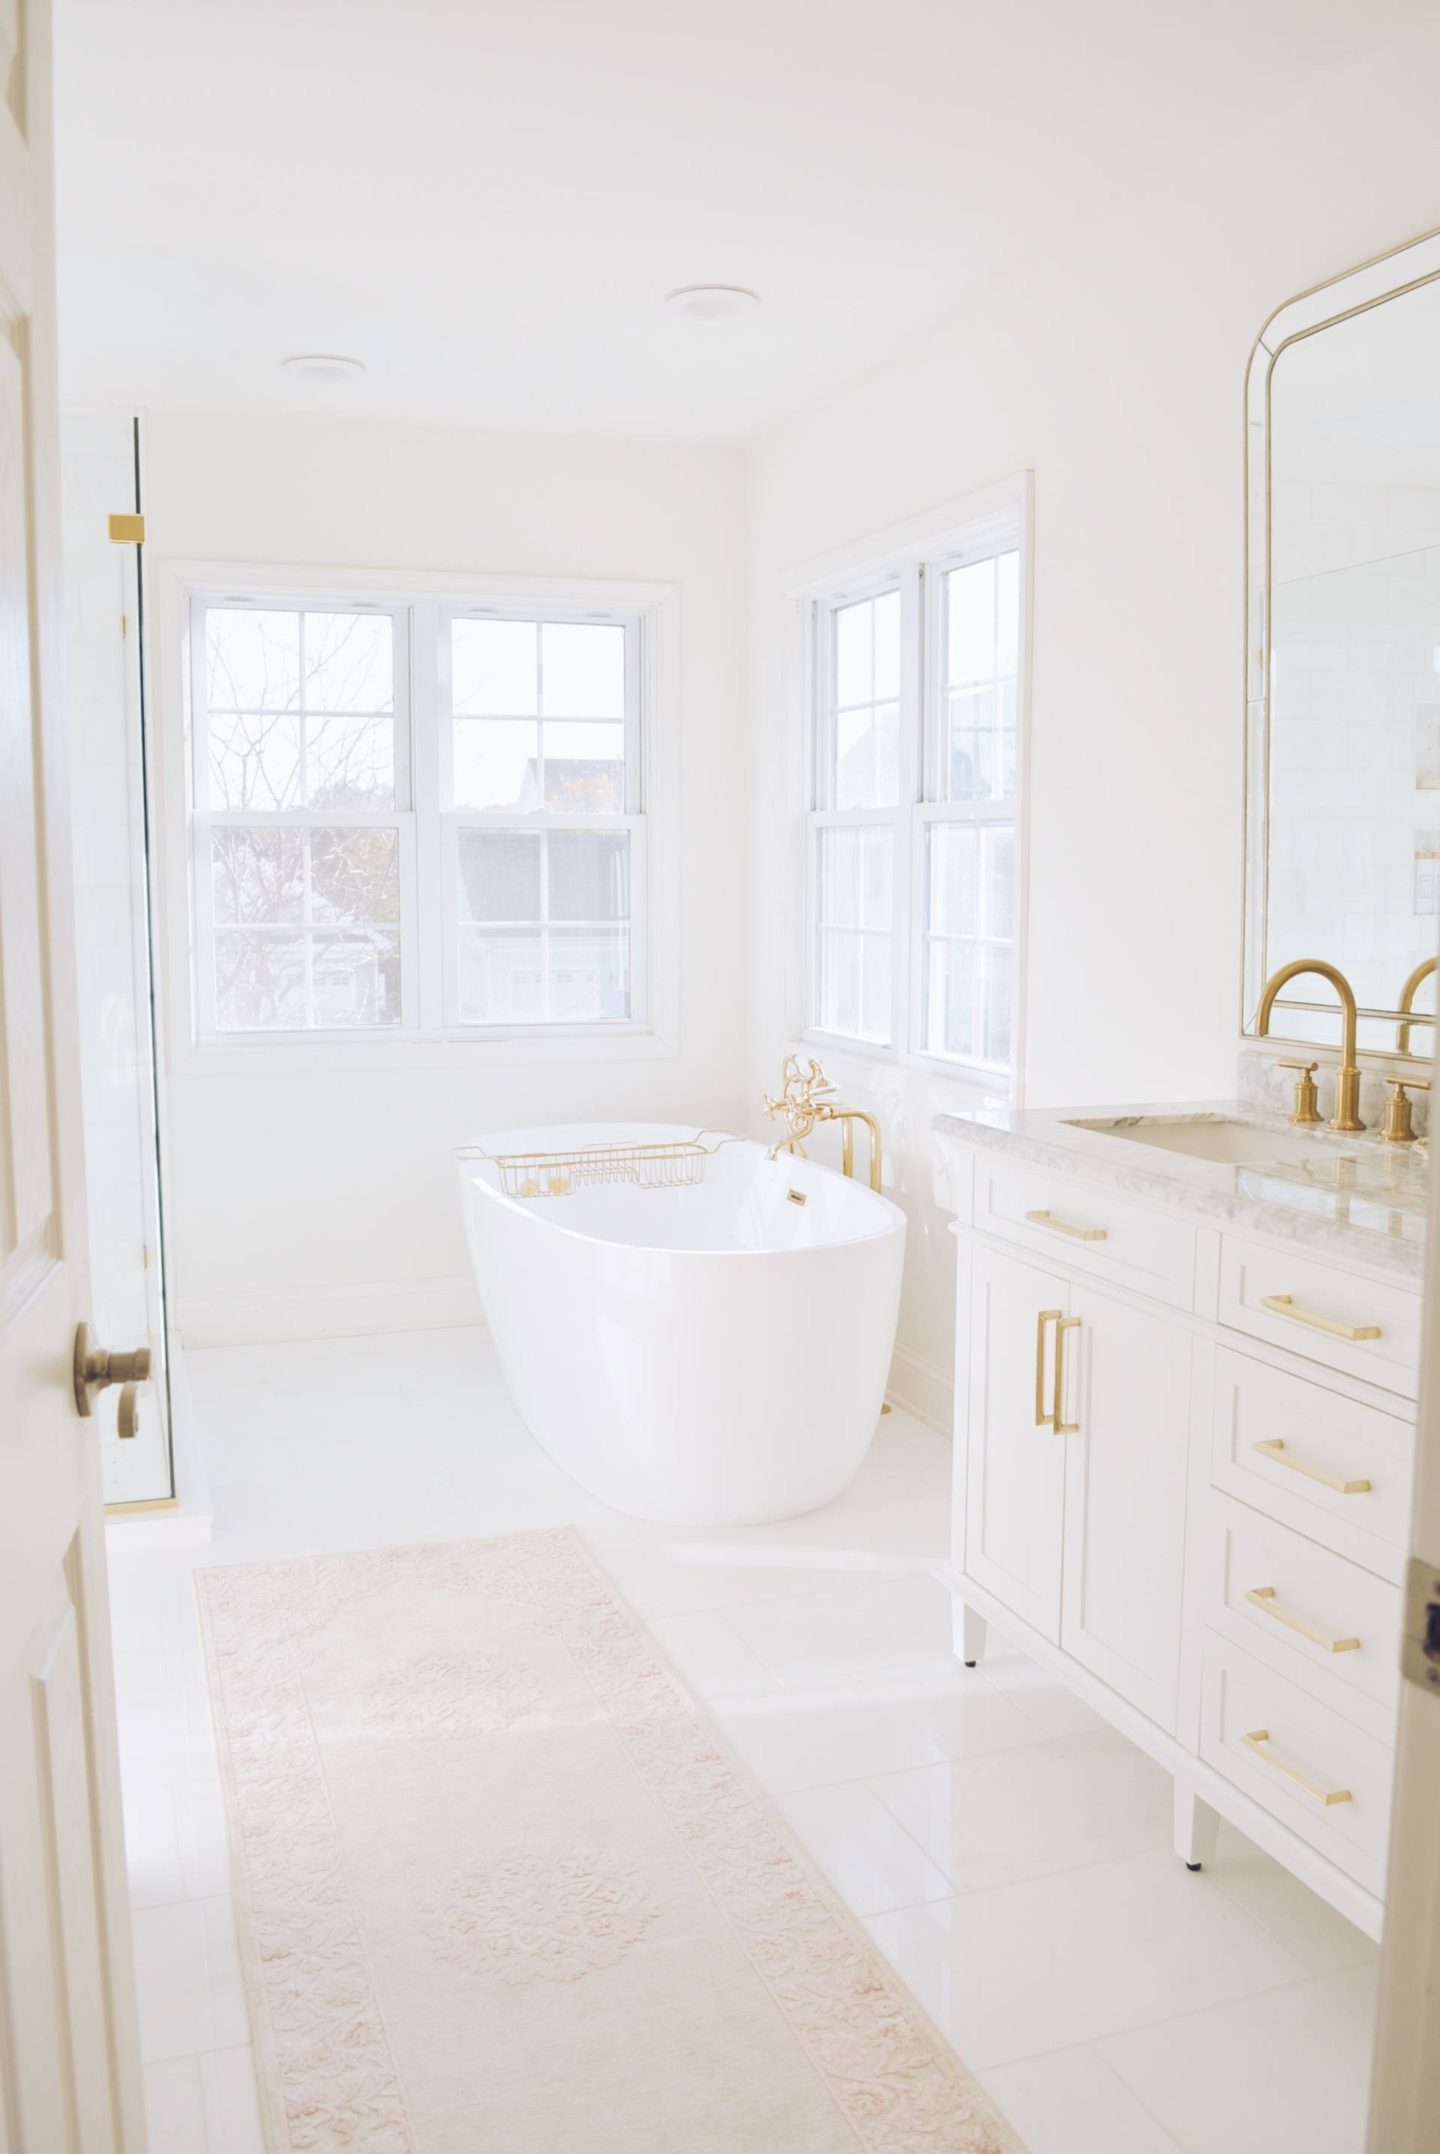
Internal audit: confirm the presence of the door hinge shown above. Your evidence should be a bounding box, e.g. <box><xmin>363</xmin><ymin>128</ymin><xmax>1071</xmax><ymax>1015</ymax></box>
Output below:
<box><xmin>107</xmin><ymin>513</ymin><xmax>145</xmax><ymax>544</ymax></box>
<box><xmin>1401</xmin><ymin>1555</ymin><xmax>1440</xmax><ymax>1698</ymax></box>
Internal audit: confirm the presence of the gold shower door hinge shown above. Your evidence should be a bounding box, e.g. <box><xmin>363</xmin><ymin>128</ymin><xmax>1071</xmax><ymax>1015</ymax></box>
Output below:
<box><xmin>107</xmin><ymin>512</ymin><xmax>145</xmax><ymax>543</ymax></box>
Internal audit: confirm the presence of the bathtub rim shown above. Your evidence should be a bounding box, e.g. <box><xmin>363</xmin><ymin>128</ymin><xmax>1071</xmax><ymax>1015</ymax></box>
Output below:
<box><xmin>456</xmin><ymin>1121</ymin><xmax>906</xmax><ymax>1259</ymax></box>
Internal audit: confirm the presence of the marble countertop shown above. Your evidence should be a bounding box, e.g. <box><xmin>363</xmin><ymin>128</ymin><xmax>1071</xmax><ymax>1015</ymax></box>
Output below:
<box><xmin>932</xmin><ymin>1100</ymin><xmax>1430</xmax><ymax>1283</ymax></box>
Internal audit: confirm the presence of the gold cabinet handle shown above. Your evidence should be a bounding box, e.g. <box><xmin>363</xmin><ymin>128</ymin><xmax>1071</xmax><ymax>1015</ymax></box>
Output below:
<box><xmin>1253</xmin><ymin>1438</ymin><xmax>1372</xmax><ymax>1496</ymax></box>
<box><xmin>1239</xmin><ymin>1729</ymin><xmax>1352</xmax><ymax>1807</ymax></box>
<box><xmin>1243</xmin><ymin>1585</ymin><xmax>1360</xmax><ymax>1654</ymax></box>
<box><xmin>1052</xmin><ymin>1315</ymin><xmax>1080</xmax><ymax>1436</ymax></box>
<box><xmin>1259</xmin><ymin>1293</ymin><xmax>1381</xmax><ymax>1342</ymax></box>
<box><xmin>1034</xmin><ymin>1310</ymin><xmax>1060</xmax><ymax>1427</ymax></box>
<box><xmin>1025</xmin><ymin>1208</ymin><xmax>1107</xmax><ymax>1243</ymax></box>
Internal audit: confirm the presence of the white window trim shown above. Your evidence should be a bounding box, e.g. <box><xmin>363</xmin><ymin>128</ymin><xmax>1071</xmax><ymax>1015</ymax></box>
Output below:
<box><xmin>788</xmin><ymin>473</ymin><xmax>1033</xmax><ymax>1101</ymax></box>
<box><xmin>153</xmin><ymin>560</ymin><xmax>681</xmax><ymax>1074</ymax></box>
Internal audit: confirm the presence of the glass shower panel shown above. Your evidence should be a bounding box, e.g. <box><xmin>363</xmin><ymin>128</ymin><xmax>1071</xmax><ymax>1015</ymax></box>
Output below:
<box><xmin>60</xmin><ymin>414</ymin><xmax>173</xmax><ymax>1505</ymax></box>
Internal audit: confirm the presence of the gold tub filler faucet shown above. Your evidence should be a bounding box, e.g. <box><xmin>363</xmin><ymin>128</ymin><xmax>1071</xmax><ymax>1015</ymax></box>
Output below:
<box><xmin>762</xmin><ymin>1055</ymin><xmax>883</xmax><ymax>1192</ymax></box>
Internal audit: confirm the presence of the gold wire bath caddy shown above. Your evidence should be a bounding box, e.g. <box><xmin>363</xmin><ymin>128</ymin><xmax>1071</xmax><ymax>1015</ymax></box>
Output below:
<box><xmin>465</xmin><ymin>1130</ymin><xmax>742</xmax><ymax>1199</ymax></box>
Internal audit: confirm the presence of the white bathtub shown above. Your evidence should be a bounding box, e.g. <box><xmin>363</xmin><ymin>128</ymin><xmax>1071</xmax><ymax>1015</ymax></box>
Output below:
<box><xmin>458</xmin><ymin>1122</ymin><xmax>906</xmax><ymax>1526</ymax></box>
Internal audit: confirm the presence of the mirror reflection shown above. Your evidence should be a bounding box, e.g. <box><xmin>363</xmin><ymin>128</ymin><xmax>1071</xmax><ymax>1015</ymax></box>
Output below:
<box><xmin>1258</xmin><ymin>269</ymin><xmax>1440</xmax><ymax>1056</ymax></box>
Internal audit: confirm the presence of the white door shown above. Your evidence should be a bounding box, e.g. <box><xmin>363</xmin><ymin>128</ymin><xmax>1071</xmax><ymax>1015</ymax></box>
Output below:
<box><xmin>0</xmin><ymin>1</ymin><xmax>147</xmax><ymax>2145</ymax></box>
<box><xmin>963</xmin><ymin>1243</ymin><xmax>1069</xmax><ymax>1641</ymax></box>
<box><xmin>1059</xmin><ymin>1283</ymin><xmax>1192</xmax><ymax>1731</ymax></box>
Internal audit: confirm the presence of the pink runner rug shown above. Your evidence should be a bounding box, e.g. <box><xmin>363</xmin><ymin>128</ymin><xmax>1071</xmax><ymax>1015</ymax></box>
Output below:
<box><xmin>198</xmin><ymin>1528</ymin><xmax>1024</xmax><ymax>2153</ymax></box>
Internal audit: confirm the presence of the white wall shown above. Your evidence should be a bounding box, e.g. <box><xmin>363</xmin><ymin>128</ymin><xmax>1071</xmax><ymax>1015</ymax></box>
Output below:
<box><xmin>142</xmin><ymin>414</ymin><xmax>748</xmax><ymax>1344</ymax></box>
<box><xmin>745</xmin><ymin>21</ymin><xmax>1440</xmax><ymax>1422</ymax></box>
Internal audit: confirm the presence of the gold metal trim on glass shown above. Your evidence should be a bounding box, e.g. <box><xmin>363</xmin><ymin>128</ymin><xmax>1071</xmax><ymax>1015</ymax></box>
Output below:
<box><xmin>1244</xmin><ymin>1586</ymin><xmax>1360</xmax><ymax>1655</ymax></box>
<box><xmin>1253</xmin><ymin>1438</ymin><xmax>1372</xmax><ymax>1497</ymax></box>
<box><xmin>1024</xmin><ymin>1208</ymin><xmax>1107</xmax><ymax>1243</ymax></box>
<box><xmin>1239</xmin><ymin>1729</ymin><xmax>1352</xmax><ymax>1807</ymax></box>
<box><xmin>1259</xmin><ymin>1293</ymin><xmax>1381</xmax><ymax>1343</ymax></box>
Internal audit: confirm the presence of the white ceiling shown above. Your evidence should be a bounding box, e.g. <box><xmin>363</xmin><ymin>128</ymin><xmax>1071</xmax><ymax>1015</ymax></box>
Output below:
<box><xmin>53</xmin><ymin>0</ymin><xmax>1423</xmax><ymax>443</ymax></box>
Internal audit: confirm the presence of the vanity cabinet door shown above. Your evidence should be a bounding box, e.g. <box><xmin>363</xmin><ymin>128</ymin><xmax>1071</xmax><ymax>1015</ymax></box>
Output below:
<box><xmin>1059</xmin><ymin>1284</ymin><xmax>1192</xmax><ymax>1732</ymax></box>
<box><xmin>963</xmin><ymin>1244</ymin><xmax>1069</xmax><ymax>1642</ymax></box>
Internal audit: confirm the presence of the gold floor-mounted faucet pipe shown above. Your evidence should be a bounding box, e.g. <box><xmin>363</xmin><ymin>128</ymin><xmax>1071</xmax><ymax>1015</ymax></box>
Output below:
<box><xmin>762</xmin><ymin>1055</ymin><xmax>884</xmax><ymax>1192</ymax></box>
<box><xmin>1256</xmin><ymin>959</ymin><xmax>1364</xmax><ymax>1133</ymax></box>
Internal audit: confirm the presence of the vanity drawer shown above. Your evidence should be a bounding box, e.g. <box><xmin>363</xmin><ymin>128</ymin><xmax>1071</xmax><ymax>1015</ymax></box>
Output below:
<box><xmin>1217</xmin><ymin>1236</ymin><xmax>1421</xmax><ymax>1399</ymax></box>
<box><xmin>973</xmin><ymin>1160</ymin><xmax>1196</xmax><ymax>1309</ymax></box>
<box><xmin>1210</xmin><ymin>1349</ymin><xmax>1412</xmax><ymax>1579</ymax></box>
<box><xmin>1200</xmin><ymin>1636</ymin><xmax>1392</xmax><ymax>1896</ymax></box>
<box><xmin>1200</xmin><ymin>1494</ymin><xmax>1400</xmax><ymax>1733</ymax></box>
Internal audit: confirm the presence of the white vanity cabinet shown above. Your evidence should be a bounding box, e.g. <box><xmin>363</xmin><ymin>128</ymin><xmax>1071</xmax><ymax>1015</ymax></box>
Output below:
<box><xmin>940</xmin><ymin>1124</ymin><xmax>1420</xmax><ymax>1939</ymax></box>
<box><xmin>963</xmin><ymin>1242</ymin><xmax>1192</xmax><ymax>1729</ymax></box>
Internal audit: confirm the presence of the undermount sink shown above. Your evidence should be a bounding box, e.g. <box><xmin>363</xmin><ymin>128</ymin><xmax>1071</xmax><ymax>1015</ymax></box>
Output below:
<box><xmin>1063</xmin><ymin>1116</ymin><xmax>1360</xmax><ymax>1169</ymax></box>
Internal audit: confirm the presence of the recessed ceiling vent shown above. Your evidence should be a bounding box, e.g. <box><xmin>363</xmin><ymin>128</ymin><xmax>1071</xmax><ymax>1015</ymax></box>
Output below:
<box><xmin>280</xmin><ymin>353</ymin><xmax>367</xmax><ymax>383</ymax></box>
<box><xmin>663</xmin><ymin>286</ymin><xmax>761</xmax><ymax>321</ymax></box>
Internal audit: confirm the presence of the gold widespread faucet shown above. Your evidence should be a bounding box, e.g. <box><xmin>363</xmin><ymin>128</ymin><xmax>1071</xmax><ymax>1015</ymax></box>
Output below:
<box><xmin>1256</xmin><ymin>960</ymin><xmax>1364</xmax><ymax>1132</ymax></box>
<box><xmin>762</xmin><ymin>1055</ymin><xmax>883</xmax><ymax>1192</ymax></box>
<box><xmin>1396</xmin><ymin>955</ymin><xmax>1437</xmax><ymax>1058</ymax></box>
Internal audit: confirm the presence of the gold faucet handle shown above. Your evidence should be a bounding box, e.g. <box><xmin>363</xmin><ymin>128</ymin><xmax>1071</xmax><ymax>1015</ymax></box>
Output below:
<box><xmin>1277</xmin><ymin>1059</ymin><xmax>1322</xmax><ymax>1127</ymax></box>
<box><xmin>1382</xmin><ymin>1074</ymin><xmax>1429</xmax><ymax>1144</ymax></box>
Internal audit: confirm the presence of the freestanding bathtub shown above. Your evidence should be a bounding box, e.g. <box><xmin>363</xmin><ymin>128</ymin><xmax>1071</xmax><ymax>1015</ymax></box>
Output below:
<box><xmin>458</xmin><ymin>1122</ymin><xmax>906</xmax><ymax>1526</ymax></box>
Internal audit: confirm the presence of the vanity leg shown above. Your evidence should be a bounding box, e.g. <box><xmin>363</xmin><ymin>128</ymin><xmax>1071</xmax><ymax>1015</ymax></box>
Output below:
<box><xmin>954</xmin><ymin>1602</ymin><xmax>987</xmax><ymax>1669</ymax></box>
<box><xmin>1174</xmin><ymin>1780</ymin><xmax>1221</xmax><ymax>1872</ymax></box>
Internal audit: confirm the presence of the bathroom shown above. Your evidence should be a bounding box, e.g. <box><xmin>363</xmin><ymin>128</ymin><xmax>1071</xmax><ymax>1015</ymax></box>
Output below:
<box><xmin>3</xmin><ymin>3</ymin><xmax>1440</xmax><ymax>2149</ymax></box>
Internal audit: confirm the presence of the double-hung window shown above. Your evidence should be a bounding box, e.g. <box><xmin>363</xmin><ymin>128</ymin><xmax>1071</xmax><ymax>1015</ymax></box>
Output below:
<box><xmin>188</xmin><ymin>589</ymin><xmax>650</xmax><ymax>1042</ymax></box>
<box><xmin>804</xmin><ymin>488</ymin><xmax>1027</xmax><ymax>1086</ymax></box>
<box><xmin>442</xmin><ymin>611</ymin><xmax>641</xmax><ymax>1029</ymax></box>
<box><xmin>193</xmin><ymin>602</ymin><xmax>412</xmax><ymax>1034</ymax></box>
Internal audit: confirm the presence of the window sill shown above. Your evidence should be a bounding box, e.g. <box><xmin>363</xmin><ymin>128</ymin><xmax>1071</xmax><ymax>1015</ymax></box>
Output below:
<box><xmin>793</xmin><ymin>1033</ymin><xmax>1011</xmax><ymax>1108</ymax></box>
<box><xmin>177</xmin><ymin>1027</ymin><xmax>677</xmax><ymax>1077</ymax></box>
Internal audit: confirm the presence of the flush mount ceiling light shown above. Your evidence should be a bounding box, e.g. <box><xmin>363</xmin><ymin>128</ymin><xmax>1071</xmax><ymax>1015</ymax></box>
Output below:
<box><xmin>664</xmin><ymin>285</ymin><xmax>761</xmax><ymax>321</ymax></box>
<box><xmin>279</xmin><ymin>353</ymin><xmax>367</xmax><ymax>383</ymax></box>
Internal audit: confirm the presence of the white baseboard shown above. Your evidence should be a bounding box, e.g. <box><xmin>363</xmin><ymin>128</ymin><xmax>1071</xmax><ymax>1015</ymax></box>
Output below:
<box><xmin>886</xmin><ymin>1341</ymin><xmax>954</xmax><ymax>1434</ymax></box>
<box><xmin>174</xmin><ymin>1273</ymin><xmax>484</xmax><ymax>1349</ymax></box>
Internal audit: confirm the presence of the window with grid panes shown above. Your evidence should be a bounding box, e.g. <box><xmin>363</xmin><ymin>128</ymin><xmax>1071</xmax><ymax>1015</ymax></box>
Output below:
<box><xmin>805</xmin><ymin>507</ymin><xmax>1024</xmax><ymax>1082</ymax></box>
<box><xmin>189</xmin><ymin>596</ymin><xmax>648</xmax><ymax>1039</ymax></box>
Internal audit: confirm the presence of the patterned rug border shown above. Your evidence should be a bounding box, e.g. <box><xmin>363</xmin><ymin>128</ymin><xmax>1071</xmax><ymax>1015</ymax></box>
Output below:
<box><xmin>197</xmin><ymin>1527</ymin><xmax>1026</xmax><ymax>2154</ymax></box>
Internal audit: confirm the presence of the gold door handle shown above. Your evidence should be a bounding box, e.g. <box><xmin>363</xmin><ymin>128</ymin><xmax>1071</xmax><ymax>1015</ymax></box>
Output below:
<box><xmin>1052</xmin><ymin>1315</ymin><xmax>1080</xmax><ymax>1435</ymax></box>
<box><xmin>1239</xmin><ymin>1729</ymin><xmax>1352</xmax><ymax>1807</ymax></box>
<box><xmin>1025</xmin><ymin>1208</ymin><xmax>1107</xmax><ymax>1243</ymax></box>
<box><xmin>73</xmin><ymin>1322</ymin><xmax>151</xmax><ymax>1440</ymax></box>
<box><xmin>1244</xmin><ymin>1586</ymin><xmax>1360</xmax><ymax>1654</ymax></box>
<box><xmin>1253</xmin><ymin>1438</ymin><xmax>1371</xmax><ymax>1496</ymax></box>
<box><xmin>1035</xmin><ymin>1310</ymin><xmax>1061</xmax><ymax>1427</ymax></box>
<box><xmin>1259</xmin><ymin>1293</ymin><xmax>1381</xmax><ymax>1342</ymax></box>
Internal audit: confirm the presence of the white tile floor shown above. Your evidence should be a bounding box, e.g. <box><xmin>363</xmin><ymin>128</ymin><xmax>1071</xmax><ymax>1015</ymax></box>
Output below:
<box><xmin>109</xmin><ymin>1326</ymin><xmax>1379</xmax><ymax>2154</ymax></box>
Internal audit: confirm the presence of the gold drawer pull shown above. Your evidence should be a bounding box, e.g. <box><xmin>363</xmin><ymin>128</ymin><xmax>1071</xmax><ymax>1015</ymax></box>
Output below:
<box><xmin>1244</xmin><ymin>1586</ymin><xmax>1360</xmax><ymax>1654</ymax></box>
<box><xmin>1259</xmin><ymin>1293</ymin><xmax>1381</xmax><ymax>1342</ymax></box>
<box><xmin>1253</xmin><ymin>1438</ymin><xmax>1371</xmax><ymax>1496</ymax></box>
<box><xmin>1052</xmin><ymin>1314</ymin><xmax>1080</xmax><ymax>1435</ymax></box>
<box><xmin>1034</xmin><ymin>1309</ymin><xmax>1060</xmax><ymax>1427</ymax></box>
<box><xmin>1240</xmin><ymin>1728</ymin><xmax>1352</xmax><ymax>1807</ymax></box>
<box><xmin>1025</xmin><ymin>1208</ymin><xmax>1107</xmax><ymax>1243</ymax></box>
